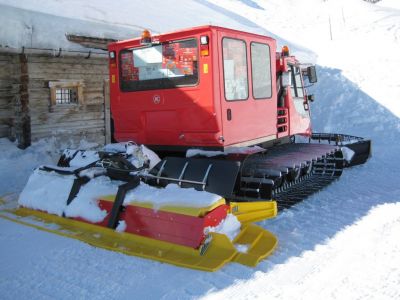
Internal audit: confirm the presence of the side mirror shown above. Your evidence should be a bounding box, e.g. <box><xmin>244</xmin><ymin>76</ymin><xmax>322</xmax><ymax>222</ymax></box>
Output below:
<box><xmin>307</xmin><ymin>66</ymin><xmax>318</xmax><ymax>83</ymax></box>
<box><xmin>281</xmin><ymin>71</ymin><xmax>292</xmax><ymax>88</ymax></box>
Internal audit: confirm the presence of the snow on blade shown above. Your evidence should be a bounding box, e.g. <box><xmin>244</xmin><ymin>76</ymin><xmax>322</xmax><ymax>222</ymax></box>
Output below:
<box><xmin>18</xmin><ymin>169</ymin><xmax>119</xmax><ymax>223</ymax></box>
<box><xmin>18</xmin><ymin>169</ymin><xmax>74</xmax><ymax>216</ymax></box>
<box><xmin>64</xmin><ymin>176</ymin><xmax>122</xmax><ymax>223</ymax></box>
<box><xmin>18</xmin><ymin>165</ymin><xmax>219</xmax><ymax>223</ymax></box>
<box><xmin>124</xmin><ymin>182</ymin><xmax>222</xmax><ymax>210</ymax></box>
<box><xmin>205</xmin><ymin>214</ymin><xmax>241</xmax><ymax>241</ymax></box>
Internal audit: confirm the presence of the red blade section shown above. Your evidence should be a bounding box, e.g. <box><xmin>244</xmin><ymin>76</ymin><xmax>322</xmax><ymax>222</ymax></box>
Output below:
<box><xmin>75</xmin><ymin>199</ymin><xmax>229</xmax><ymax>249</ymax></box>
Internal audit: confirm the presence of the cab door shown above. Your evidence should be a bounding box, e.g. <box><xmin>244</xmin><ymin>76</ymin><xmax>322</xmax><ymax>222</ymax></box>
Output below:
<box><xmin>218</xmin><ymin>31</ymin><xmax>277</xmax><ymax>147</ymax></box>
<box><xmin>286</xmin><ymin>64</ymin><xmax>311</xmax><ymax>135</ymax></box>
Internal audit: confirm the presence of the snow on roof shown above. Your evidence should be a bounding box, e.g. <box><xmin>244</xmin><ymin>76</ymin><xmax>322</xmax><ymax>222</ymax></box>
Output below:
<box><xmin>0</xmin><ymin>4</ymin><xmax>140</xmax><ymax>52</ymax></box>
<box><xmin>0</xmin><ymin>0</ymin><xmax>265</xmax><ymax>51</ymax></box>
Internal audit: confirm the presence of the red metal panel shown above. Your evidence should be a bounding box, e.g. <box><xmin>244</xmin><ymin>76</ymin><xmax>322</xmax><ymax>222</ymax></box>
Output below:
<box><xmin>38</xmin><ymin>199</ymin><xmax>229</xmax><ymax>249</ymax></box>
<box><xmin>121</xmin><ymin>205</ymin><xmax>205</xmax><ymax>248</ymax></box>
<box><xmin>203</xmin><ymin>204</ymin><xmax>229</xmax><ymax>228</ymax></box>
<box><xmin>79</xmin><ymin>199</ymin><xmax>229</xmax><ymax>249</ymax></box>
<box><xmin>121</xmin><ymin>204</ymin><xmax>229</xmax><ymax>248</ymax></box>
<box><xmin>109</xmin><ymin>26</ymin><xmax>221</xmax><ymax>148</ymax></box>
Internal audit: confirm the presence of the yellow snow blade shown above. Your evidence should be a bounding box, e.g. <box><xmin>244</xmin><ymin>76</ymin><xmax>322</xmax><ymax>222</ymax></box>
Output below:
<box><xmin>233</xmin><ymin>224</ymin><xmax>278</xmax><ymax>267</ymax></box>
<box><xmin>1</xmin><ymin>207</ymin><xmax>236</xmax><ymax>271</ymax></box>
<box><xmin>0</xmin><ymin>207</ymin><xmax>278</xmax><ymax>271</ymax></box>
<box><xmin>230</xmin><ymin>201</ymin><xmax>277</xmax><ymax>224</ymax></box>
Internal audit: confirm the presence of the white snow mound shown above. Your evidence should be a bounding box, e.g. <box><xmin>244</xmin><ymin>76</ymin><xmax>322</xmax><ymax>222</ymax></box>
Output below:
<box><xmin>124</xmin><ymin>183</ymin><xmax>222</xmax><ymax>210</ymax></box>
<box><xmin>64</xmin><ymin>176</ymin><xmax>122</xmax><ymax>223</ymax></box>
<box><xmin>206</xmin><ymin>214</ymin><xmax>241</xmax><ymax>241</ymax></box>
<box><xmin>18</xmin><ymin>169</ymin><xmax>75</xmax><ymax>216</ymax></box>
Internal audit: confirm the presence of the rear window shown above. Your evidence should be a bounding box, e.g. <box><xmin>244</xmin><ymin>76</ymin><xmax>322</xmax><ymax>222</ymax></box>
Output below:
<box><xmin>222</xmin><ymin>38</ymin><xmax>248</xmax><ymax>101</ymax></box>
<box><xmin>120</xmin><ymin>39</ymin><xmax>198</xmax><ymax>92</ymax></box>
<box><xmin>251</xmin><ymin>42</ymin><xmax>272</xmax><ymax>99</ymax></box>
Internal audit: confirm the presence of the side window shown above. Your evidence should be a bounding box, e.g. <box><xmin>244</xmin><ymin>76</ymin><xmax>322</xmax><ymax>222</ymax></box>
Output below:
<box><xmin>294</xmin><ymin>66</ymin><xmax>304</xmax><ymax>98</ymax></box>
<box><xmin>287</xmin><ymin>65</ymin><xmax>308</xmax><ymax>117</ymax></box>
<box><xmin>222</xmin><ymin>38</ymin><xmax>248</xmax><ymax>101</ymax></box>
<box><xmin>287</xmin><ymin>65</ymin><xmax>296</xmax><ymax>96</ymax></box>
<box><xmin>287</xmin><ymin>65</ymin><xmax>304</xmax><ymax>98</ymax></box>
<box><xmin>251</xmin><ymin>42</ymin><xmax>272</xmax><ymax>99</ymax></box>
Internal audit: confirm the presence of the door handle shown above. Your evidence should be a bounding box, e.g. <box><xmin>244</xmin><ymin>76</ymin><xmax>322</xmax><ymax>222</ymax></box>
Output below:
<box><xmin>227</xmin><ymin>109</ymin><xmax>232</xmax><ymax>121</ymax></box>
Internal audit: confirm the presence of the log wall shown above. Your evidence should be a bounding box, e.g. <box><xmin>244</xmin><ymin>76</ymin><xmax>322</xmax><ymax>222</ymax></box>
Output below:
<box><xmin>0</xmin><ymin>53</ymin><xmax>20</xmax><ymax>139</ymax></box>
<box><xmin>27</xmin><ymin>54</ymin><xmax>108</xmax><ymax>146</ymax></box>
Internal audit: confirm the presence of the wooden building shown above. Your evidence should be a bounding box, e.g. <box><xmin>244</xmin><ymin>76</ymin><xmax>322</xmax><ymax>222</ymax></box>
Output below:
<box><xmin>0</xmin><ymin>44</ymin><xmax>114</xmax><ymax>148</ymax></box>
<box><xmin>0</xmin><ymin>4</ymin><xmax>142</xmax><ymax>149</ymax></box>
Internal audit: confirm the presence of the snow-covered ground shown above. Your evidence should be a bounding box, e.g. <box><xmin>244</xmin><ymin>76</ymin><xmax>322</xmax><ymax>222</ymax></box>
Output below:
<box><xmin>1</xmin><ymin>0</ymin><xmax>400</xmax><ymax>299</ymax></box>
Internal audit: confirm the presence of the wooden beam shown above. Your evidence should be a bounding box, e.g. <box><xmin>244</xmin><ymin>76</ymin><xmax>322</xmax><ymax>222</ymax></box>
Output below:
<box><xmin>18</xmin><ymin>54</ymin><xmax>31</xmax><ymax>149</ymax></box>
<box><xmin>66</xmin><ymin>34</ymin><xmax>117</xmax><ymax>50</ymax></box>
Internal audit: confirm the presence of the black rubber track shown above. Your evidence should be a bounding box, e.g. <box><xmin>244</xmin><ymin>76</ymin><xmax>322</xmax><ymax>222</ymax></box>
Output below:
<box><xmin>235</xmin><ymin>143</ymin><xmax>344</xmax><ymax>210</ymax></box>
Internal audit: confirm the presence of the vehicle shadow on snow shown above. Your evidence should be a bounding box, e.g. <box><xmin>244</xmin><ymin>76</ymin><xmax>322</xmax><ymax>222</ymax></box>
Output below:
<box><xmin>179</xmin><ymin>66</ymin><xmax>400</xmax><ymax>298</ymax></box>
<box><xmin>310</xmin><ymin>66</ymin><xmax>400</xmax><ymax>144</ymax></box>
<box><xmin>213</xmin><ymin>66</ymin><xmax>400</xmax><ymax>282</ymax></box>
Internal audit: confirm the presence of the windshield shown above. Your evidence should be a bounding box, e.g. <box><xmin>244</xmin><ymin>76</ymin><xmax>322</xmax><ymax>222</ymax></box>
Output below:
<box><xmin>120</xmin><ymin>39</ymin><xmax>198</xmax><ymax>92</ymax></box>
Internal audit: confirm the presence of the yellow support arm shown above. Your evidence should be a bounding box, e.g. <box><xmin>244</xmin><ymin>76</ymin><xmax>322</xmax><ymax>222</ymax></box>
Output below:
<box><xmin>230</xmin><ymin>201</ymin><xmax>277</xmax><ymax>224</ymax></box>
